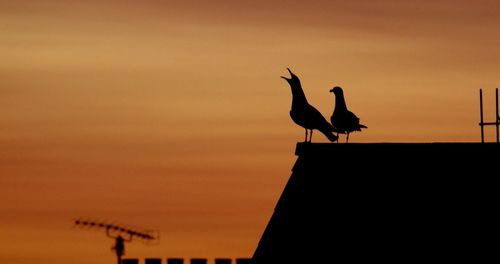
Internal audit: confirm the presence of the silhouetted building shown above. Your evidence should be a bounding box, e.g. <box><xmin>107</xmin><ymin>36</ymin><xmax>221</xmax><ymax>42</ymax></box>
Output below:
<box><xmin>122</xmin><ymin>259</ymin><xmax>139</xmax><ymax>264</ymax></box>
<box><xmin>235</xmin><ymin>258</ymin><xmax>252</xmax><ymax>264</ymax></box>
<box><xmin>167</xmin><ymin>258</ymin><xmax>184</xmax><ymax>264</ymax></box>
<box><xmin>253</xmin><ymin>143</ymin><xmax>498</xmax><ymax>263</ymax></box>
<box><xmin>145</xmin><ymin>258</ymin><xmax>162</xmax><ymax>264</ymax></box>
<box><xmin>215</xmin><ymin>258</ymin><xmax>232</xmax><ymax>264</ymax></box>
<box><xmin>190</xmin><ymin>258</ymin><xmax>207</xmax><ymax>264</ymax></box>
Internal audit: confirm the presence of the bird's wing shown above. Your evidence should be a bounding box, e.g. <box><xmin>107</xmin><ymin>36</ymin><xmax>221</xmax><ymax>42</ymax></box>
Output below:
<box><xmin>346</xmin><ymin>110</ymin><xmax>360</xmax><ymax>124</ymax></box>
<box><xmin>304</xmin><ymin>104</ymin><xmax>338</xmax><ymax>141</ymax></box>
<box><xmin>330</xmin><ymin>112</ymin><xmax>346</xmax><ymax>133</ymax></box>
<box><xmin>305</xmin><ymin>104</ymin><xmax>334</xmax><ymax>132</ymax></box>
<box><xmin>346</xmin><ymin>110</ymin><xmax>368</xmax><ymax>130</ymax></box>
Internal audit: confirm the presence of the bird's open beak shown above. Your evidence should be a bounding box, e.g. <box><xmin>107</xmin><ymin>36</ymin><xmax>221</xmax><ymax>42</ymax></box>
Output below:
<box><xmin>281</xmin><ymin>67</ymin><xmax>293</xmax><ymax>80</ymax></box>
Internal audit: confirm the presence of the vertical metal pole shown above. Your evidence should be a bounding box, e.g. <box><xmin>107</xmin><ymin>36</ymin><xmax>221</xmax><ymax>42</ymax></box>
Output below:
<box><xmin>480</xmin><ymin>89</ymin><xmax>484</xmax><ymax>143</ymax></box>
<box><xmin>496</xmin><ymin>88</ymin><xmax>499</xmax><ymax>143</ymax></box>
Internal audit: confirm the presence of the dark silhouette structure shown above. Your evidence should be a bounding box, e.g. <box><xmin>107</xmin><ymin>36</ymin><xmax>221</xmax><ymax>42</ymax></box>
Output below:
<box><xmin>190</xmin><ymin>259</ymin><xmax>207</xmax><ymax>264</ymax></box>
<box><xmin>74</xmin><ymin>219</ymin><xmax>159</xmax><ymax>264</ymax></box>
<box><xmin>330</xmin><ymin>86</ymin><xmax>367</xmax><ymax>143</ymax></box>
<box><xmin>111</xmin><ymin>234</ymin><xmax>129</xmax><ymax>263</ymax></box>
<box><xmin>479</xmin><ymin>88</ymin><xmax>499</xmax><ymax>143</ymax></box>
<box><xmin>214</xmin><ymin>258</ymin><xmax>232</xmax><ymax>264</ymax></box>
<box><xmin>106</xmin><ymin>257</ymin><xmax>250</xmax><ymax>264</ymax></box>
<box><xmin>145</xmin><ymin>258</ymin><xmax>162</xmax><ymax>264</ymax></box>
<box><xmin>122</xmin><ymin>259</ymin><xmax>139</xmax><ymax>264</ymax></box>
<box><xmin>235</xmin><ymin>258</ymin><xmax>252</xmax><ymax>264</ymax></box>
<box><xmin>253</xmin><ymin>142</ymin><xmax>498</xmax><ymax>263</ymax></box>
<box><xmin>281</xmin><ymin>68</ymin><xmax>338</xmax><ymax>142</ymax></box>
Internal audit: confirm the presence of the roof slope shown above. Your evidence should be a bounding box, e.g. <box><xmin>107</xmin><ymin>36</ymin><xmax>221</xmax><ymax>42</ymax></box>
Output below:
<box><xmin>253</xmin><ymin>143</ymin><xmax>498</xmax><ymax>263</ymax></box>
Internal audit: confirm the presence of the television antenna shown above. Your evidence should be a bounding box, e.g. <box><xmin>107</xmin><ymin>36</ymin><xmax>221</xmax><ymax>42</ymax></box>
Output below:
<box><xmin>74</xmin><ymin>218</ymin><xmax>160</xmax><ymax>264</ymax></box>
<box><xmin>479</xmin><ymin>88</ymin><xmax>499</xmax><ymax>143</ymax></box>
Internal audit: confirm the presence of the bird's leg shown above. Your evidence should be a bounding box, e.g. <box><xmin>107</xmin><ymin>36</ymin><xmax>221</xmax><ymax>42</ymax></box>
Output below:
<box><xmin>304</xmin><ymin>129</ymin><xmax>308</xmax><ymax>142</ymax></box>
<box><xmin>336</xmin><ymin>132</ymin><xmax>339</xmax><ymax>144</ymax></box>
<box><xmin>309</xmin><ymin>130</ymin><xmax>313</xmax><ymax>142</ymax></box>
<box><xmin>346</xmin><ymin>133</ymin><xmax>350</xmax><ymax>143</ymax></box>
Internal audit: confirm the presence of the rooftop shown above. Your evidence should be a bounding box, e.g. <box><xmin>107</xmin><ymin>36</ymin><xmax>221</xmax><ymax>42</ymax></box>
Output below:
<box><xmin>253</xmin><ymin>142</ymin><xmax>498</xmax><ymax>263</ymax></box>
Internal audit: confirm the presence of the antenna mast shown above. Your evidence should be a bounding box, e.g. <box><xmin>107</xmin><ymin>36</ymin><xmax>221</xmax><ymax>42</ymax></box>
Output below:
<box><xmin>479</xmin><ymin>88</ymin><xmax>500</xmax><ymax>143</ymax></box>
<box><xmin>74</xmin><ymin>218</ymin><xmax>160</xmax><ymax>264</ymax></box>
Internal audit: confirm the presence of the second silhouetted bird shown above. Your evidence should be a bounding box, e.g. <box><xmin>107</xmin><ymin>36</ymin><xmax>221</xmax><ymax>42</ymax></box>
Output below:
<box><xmin>330</xmin><ymin>86</ymin><xmax>367</xmax><ymax>143</ymax></box>
<box><xmin>281</xmin><ymin>68</ymin><xmax>338</xmax><ymax>143</ymax></box>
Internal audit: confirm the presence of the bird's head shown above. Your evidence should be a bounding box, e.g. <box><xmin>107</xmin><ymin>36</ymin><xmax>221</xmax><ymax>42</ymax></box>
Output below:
<box><xmin>329</xmin><ymin>86</ymin><xmax>343</xmax><ymax>95</ymax></box>
<box><xmin>281</xmin><ymin>68</ymin><xmax>300</xmax><ymax>86</ymax></box>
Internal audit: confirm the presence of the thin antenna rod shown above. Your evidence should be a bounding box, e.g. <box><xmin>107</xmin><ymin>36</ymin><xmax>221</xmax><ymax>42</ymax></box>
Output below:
<box><xmin>480</xmin><ymin>89</ymin><xmax>484</xmax><ymax>143</ymax></box>
<box><xmin>496</xmin><ymin>88</ymin><xmax>499</xmax><ymax>143</ymax></box>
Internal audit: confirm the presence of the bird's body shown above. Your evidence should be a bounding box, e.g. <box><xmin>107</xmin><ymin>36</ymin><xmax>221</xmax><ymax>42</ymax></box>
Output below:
<box><xmin>282</xmin><ymin>68</ymin><xmax>337</xmax><ymax>142</ymax></box>
<box><xmin>330</xmin><ymin>86</ymin><xmax>367</xmax><ymax>143</ymax></box>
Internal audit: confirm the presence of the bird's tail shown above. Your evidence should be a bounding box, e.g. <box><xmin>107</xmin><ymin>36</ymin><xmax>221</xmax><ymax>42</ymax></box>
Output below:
<box><xmin>359</xmin><ymin>124</ymin><xmax>368</xmax><ymax>129</ymax></box>
<box><xmin>321</xmin><ymin>130</ymin><xmax>338</xmax><ymax>142</ymax></box>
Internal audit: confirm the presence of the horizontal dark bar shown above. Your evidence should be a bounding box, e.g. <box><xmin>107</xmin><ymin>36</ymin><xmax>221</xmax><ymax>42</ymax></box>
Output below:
<box><xmin>479</xmin><ymin>122</ymin><xmax>500</xmax><ymax>125</ymax></box>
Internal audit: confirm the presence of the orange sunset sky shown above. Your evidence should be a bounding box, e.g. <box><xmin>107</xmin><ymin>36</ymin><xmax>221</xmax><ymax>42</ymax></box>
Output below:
<box><xmin>1</xmin><ymin>1</ymin><xmax>500</xmax><ymax>263</ymax></box>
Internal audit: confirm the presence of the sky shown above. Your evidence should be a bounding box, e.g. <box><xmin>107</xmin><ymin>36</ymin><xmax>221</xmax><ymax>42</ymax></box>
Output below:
<box><xmin>1</xmin><ymin>1</ymin><xmax>500</xmax><ymax>263</ymax></box>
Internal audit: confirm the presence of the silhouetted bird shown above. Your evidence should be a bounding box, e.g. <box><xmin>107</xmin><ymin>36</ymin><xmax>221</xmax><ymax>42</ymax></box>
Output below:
<box><xmin>329</xmin><ymin>86</ymin><xmax>367</xmax><ymax>143</ymax></box>
<box><xmin>281</xmin><ymin>68</ymin><xmax>338</xmax><ymax>142</ymax></box>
